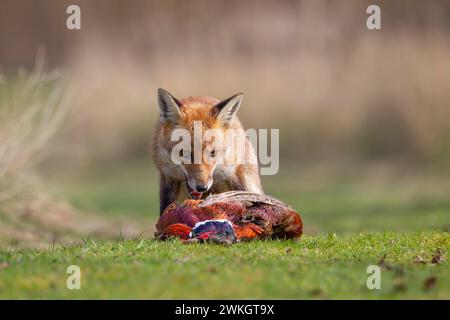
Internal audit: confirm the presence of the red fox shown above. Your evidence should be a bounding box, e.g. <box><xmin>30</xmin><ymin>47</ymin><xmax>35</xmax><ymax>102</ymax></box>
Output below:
<box><xmin>152</xmin><ymin>88</ymin><xmax>263</xmax><ymax>214</ymax></box>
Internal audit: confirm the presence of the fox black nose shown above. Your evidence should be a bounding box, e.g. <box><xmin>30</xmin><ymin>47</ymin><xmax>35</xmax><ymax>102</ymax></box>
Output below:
<box><xmin>196</xmin><ymin>184</ymin><xmax>208</xmax><ymax>192</ymax></box>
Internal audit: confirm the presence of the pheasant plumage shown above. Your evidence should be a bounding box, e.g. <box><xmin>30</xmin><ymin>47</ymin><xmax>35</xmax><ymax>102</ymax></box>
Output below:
<box><xmin>155</xmin><ymin>191</ymin><xmax>303</xmax><ymax>244</ymax></box>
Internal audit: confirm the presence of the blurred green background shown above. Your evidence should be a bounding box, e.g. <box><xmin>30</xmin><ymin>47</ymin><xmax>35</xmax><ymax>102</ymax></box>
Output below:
<box><xmin>0</xmin><ymin>0</ymin><xmax>449</xmax><ymax>246</ymax></box>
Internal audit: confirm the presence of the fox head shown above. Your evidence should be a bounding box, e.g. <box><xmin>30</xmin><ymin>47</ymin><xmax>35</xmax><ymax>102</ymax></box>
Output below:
<box><xmin>157</xmin><ymin>88</ymin><xmax>243</xmax><ymax>198</ymax></box>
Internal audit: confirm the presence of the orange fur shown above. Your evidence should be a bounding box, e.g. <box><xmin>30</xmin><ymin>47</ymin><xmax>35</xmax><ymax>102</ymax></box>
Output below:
<box><xmin>152</xmin><ymin>90</ymin><xmax>263</xmax><ymax>214</ymax></box>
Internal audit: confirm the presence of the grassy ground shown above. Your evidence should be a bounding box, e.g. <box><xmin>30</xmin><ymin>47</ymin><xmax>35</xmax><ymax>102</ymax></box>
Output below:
<box><xmin>0</xmin><ymin>233</ymin><xmax>448</xmax><ymax>299</ymax></box>
<box><xmin>1</xmin><ymin>161</ymin><xmax>448</xmax><ymax>299</ymax></box>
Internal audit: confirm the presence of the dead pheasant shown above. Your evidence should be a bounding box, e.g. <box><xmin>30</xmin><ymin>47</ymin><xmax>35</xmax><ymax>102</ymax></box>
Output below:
<box><xmin>155</xmin><ymin>191</ymin><xmax>303</xmax><ymax>244</ymax></box>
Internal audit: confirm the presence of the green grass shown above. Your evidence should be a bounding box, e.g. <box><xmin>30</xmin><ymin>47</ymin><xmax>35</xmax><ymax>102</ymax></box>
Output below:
<box><xmin>0</xmin><ymin>232</ymin><xmax>448</xmax><ymax>299</ymax></box>
<box><xmin>3</xmin><ymin>161</ymin><xmax>445</xmax><ymax>299</ymax></box>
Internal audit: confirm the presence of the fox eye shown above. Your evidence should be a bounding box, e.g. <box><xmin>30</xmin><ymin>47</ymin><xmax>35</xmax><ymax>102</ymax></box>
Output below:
<box><xmin>210</xmin><ymin>149</ymin><xmax>216</xmax><ymax>157</ymax></box>
<box><xmin>179</xmin><ymin>149</ymin><xmax>190</xmax><ymax>158</ymax></box>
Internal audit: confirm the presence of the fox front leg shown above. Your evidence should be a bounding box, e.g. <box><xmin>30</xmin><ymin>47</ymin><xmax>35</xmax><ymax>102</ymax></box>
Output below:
<box><xmin>236</xmin><ymin>165</ymin><xmax>264</xmax><ymax>194</ymax></box>
<box><xmin>159</xmin><ymin>177</ymin><xmax>180</xmax><ymax>215</ymax></box>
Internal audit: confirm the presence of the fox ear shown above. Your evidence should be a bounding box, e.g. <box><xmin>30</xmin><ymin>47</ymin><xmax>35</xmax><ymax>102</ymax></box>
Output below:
<box><xmin>158</xmin><ymin>88</ymin><xmax>182</xmax><ymax>123</ymax></box>
<box><xmin>214</xmin><ymin>93</ymin><xmax>243</xmax><ymax>124</ymax></box>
